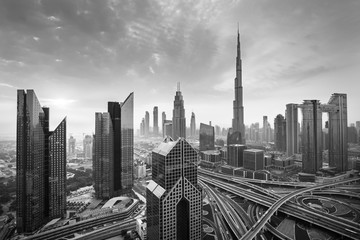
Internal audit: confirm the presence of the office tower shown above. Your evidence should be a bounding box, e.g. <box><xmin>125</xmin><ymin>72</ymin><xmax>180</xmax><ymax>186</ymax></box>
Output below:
<box><xmin>190</xmin><ymin>112</ymin><xmax>196</xmax><ymax>138</ymax></box>
<box><xmin>300</xmin><ymin>100</ymin><xmax>323</xmax><ymax>174</ymax></box>
<box><xmin>141</xmin><ymin>118</ymin><xmax>145</xmax><ymax>136</ymax></box>
<box><xmin>243</xmin><ymin>149</ymin><xmax>265</xmax><ymax>171</ymax></box>
<box><xmin>83</xmin><ymin>135</ymin><xmax>93</xmax><ymax>159</ymax></box>
<box><xmin>228</xmin><ymin>144</ymin><xmax>246</xmax><ymax>167</ymax></box>
<box><xmin>162</xmin><ymin>112</ymin><xmax>166</xmax><ymax>137</ymax></box>
<box><xmin>262</xmin><ymin>116</ymin><xmax>268</xmax><ymax>143</ymax></box>
<box><xmin>16</xmin><ymin>90</ymin><xmax>66</xmax><ymax>233</ymax></box>
<box><xmin>356</xmin><ymin>121</ymin><xmax>360</xmax><ymax>142</ymax></box>
<box><xmin>145</xmin><ymin>111</ymin><xmax>150</xmax><ymax>137</ymax></box>
<box><xmin>68</xmin><ymin>136</ymin><xmax>76</xmax><ymax>156</ymax></box>
<box><xmin>94</xmin><ymin>113</ymin><xmax>114</xmax><ymax>199</ymax></box>
<box><xmin>326</xmin><ymin>93</ymin><xmax>348</xmax><ymax>172</ymax></box>
<box><xmin>49</xmin><ymin>118</ymin><xmax>67</xmax><ymax>218</ymax></box>
<box><xmin>215</xmin><ymin>125</ymin><xmax>221</xmax><ymax>136</ymax></box>
<box><xmin>147</xmin><ymin>138</ymin><xmax>202</xmax><ymax>240</ymax></box>
<box><xmin>274</xmin><ymin>114</ymin><xmax>286</xmax><ymax>152</ymax></box>
<box><xmin>231</xmin><ymin>28</ymin><xmax>245</xmax><ymax>144</ymax></box>
<box><xmin>164</xmin><ymin>120</ymin><xmax>173</xmax><ymax>139</ymax></box>
<box><xmin>94</xmin><ymin>93</ymin><xmax>134</xmax><ymax>199</ymax></box>
<box><xmin>153</xmin><ymin>106</ymin><xmax>159</xmax><ymax>136</ymax></box>
<box><xmin>199</xmin><ymin>123</ymin><xmax>215</xmax><ymax>151</ymax></box>
<box><xmin>286</xmin><ymin>104</ymin><xmax>298</xmax><ymax>157</ymax></box>
<box><xmin>172</xmin><ymin>83</ymin><xmax>186</xmax><ymax>140</ymax></box>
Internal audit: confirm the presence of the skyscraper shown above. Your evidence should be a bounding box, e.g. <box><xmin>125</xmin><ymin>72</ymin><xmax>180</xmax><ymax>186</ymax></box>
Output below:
<box><xmin>262</xmin><ymin>116</ymin><xmax>268</xmax><ymax>143</ymax></box>
<box><xmin>94</xmin><ymin>93</ymin><xmax>134</xmax><ymax>198</ymax></box>
<box><xmin>147</xmin><ymin>138</ymin><xmax>202</xmax><ymax>240</ymax></box>
<box><xmin>172</xmin><ymin>83</ymin><xmax>186</xmax><ymax>140</ymax></box>
<box><xmin>83</xmin><ymin>135</ymin><xmax>93</xmax><ymax>159</ymax></box>
<box><xmin>68</xmin><ymin>136</ymin><xmax>76</xmax><ymax>157</ymax></box>
<box><xmin>145</xmin><ymin>111</ymin><xmax>150</xmax><ymax>137</ymax></box>
<box><xmin>231</xmin><ymin>28</ymin><xmax>245</xmax><ymax>144</ymax></box>
<box><xmin>153</xmin><ymin>106</ymin><xmax>159</xmax><ymax>136</ymax></box>
<box><xmin>326</xmin><ymin>93</ymin><xmax>348</xmax><ymax>172</ymax></box>
<box><xmin>274</xmin><ymin>114</ymin><xmax>286</xmax><ymax>152</ymax></box>
<box><xmin>286</xmin><ymin>104</ymin><xmax>298</xmax><ymax>157</ymax></box>
<box><xmin>199</xmin><ymin>123</ymin><xmax>215</xmax><ymax>151</ymax></box>
<box><xmin>190</xmin><ymin>112</ymin><xmax>196</xmax><ymax>138</ymax></box>
<box><xmin>141</xmin><ymin>118</ymin><xmax>145</xmax><ymax>136</ymax></box>
<box><xmin>162</xmin><ymin>112</ymin><xmax>166</xmax><ymax>137</ymax></box>
<box><xmin>16</xmin><ymin>90</ymin><xmax>66</xmax><ymax>233</ymax></box>
<box><xmin>300</xmin><ymin>100</ymin><xmax>323</xmax><ymax>174</ymax></box>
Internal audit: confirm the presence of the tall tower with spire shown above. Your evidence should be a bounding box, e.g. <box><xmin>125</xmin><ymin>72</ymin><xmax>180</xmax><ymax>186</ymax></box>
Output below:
<box><xmin>231</xmin><ymin>27</ymin><xmax>245</xmax><ymax>144</ymax></box>
<box><xmin>172</xmin><ymin>82</ymin><xmax>186</xmax><ymax>140</ymax></box>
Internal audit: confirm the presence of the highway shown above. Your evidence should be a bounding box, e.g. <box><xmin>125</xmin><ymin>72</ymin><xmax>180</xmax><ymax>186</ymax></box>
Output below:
<box><xmin>239</xmin><ymin>174</ymin><xmax>358</xmax><ymax>240</ymax></box>
<box><xmin>25</xmin><ymin>201</ymin><xmax>140</xmax><ymax>240</ymax></box>
<box><xmin>200</xmin><ymin>174</ymin><xmax>360</xmax><ymax>239</ymax></box>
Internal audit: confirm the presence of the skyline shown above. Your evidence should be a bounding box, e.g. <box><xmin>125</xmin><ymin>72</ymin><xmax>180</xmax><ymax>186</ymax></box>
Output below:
<box><xmin>1</xmin><ymin>0</ymin><xmax>360</xmax><ymax>139</ymax></box>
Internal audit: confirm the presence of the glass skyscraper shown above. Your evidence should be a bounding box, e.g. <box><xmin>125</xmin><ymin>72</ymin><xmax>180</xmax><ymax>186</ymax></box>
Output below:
<box><xmin>199</xmin><ymin>123</ymin><xmax>215</xmax><ymax>151</ymax></box>
<box><xmin>16</xmin><ymin>90</ymin><xmax>66</xmax><ymax>233</ymax></box>
<box><xmin>172</xmin><ymin>83</ymin><xmax>186</xmax><ymax>140</ymax></box>
<box><xmin>147</xmin><ymin>138</ymin><xmax>202</xmax><ymax>240</ymax></box>
<box><xmin>94</xmin><ymin>93</ymin><xmax>134</xmax><ymax>198</ymax></box>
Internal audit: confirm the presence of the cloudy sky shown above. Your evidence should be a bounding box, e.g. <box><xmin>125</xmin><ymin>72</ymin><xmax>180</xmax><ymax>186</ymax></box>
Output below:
<box><xmin>0</xmin><ymin>0</ymin><xmax>359</xmax><ymax>140</ymax></box>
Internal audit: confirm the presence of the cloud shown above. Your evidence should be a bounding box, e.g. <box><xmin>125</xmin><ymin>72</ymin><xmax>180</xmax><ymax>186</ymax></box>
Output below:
<box><xmin>0</xmin><ymin>83</ymin><xmax>17</xmax><ymax>88</ymax></box>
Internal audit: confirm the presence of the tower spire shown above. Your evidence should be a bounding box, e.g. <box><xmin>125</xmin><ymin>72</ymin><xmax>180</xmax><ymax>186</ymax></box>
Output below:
<box><xmin>177</xmin><ymin>82</ymin><xmax>180</xmax><ymax>91</ymax></box>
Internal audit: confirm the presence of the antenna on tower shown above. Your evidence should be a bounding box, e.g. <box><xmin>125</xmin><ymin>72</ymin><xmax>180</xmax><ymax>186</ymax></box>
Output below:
<box><xmin>177</xmin><ymin>82</ymin><xmax>180</xmax><ymax>91</ymax></box>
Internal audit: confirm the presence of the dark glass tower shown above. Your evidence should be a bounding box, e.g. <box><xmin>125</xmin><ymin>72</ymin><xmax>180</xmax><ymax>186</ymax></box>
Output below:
<box><xmin>274</xmin><ymin>114</ymin><xmax>286</xmax><ymax>152</ymax></box>
<box><xmin>199</xmin><ymin>123</ymin><xmax>215</xmax><ymax>151</ymax></box>
<box><xmin>94</xmin><ymin>93</ymin><xmax>134</xmax><ymax>198</ymax></box>
<box><xmin>16</xmin><ymin>90</ymin><xmax>66</xmax><ymax>233</ymax></box>
<box><xmin>172</xmin><ymin>83</ymin><xmax>186</xmax><ymax>140</ymax></box>
<box><xmin>147</xmin><ymin>138</ymin><xmax>202</xmax><ymax>240</ymax></box>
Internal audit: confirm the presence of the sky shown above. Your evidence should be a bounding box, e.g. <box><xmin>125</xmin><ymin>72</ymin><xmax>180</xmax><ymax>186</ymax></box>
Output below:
<box><xmin>0</xmin><ymin>0</ymin><xmax>360</xmax><ymax>140</ymax></box>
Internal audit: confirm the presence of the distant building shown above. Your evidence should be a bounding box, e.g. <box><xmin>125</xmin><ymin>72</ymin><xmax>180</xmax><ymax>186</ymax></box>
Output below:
<box><xmin>286</xmin><ymin>104</ymin><xmax>299</xmax><ymax>157</ymax></box>
<box><xmin>163</xmin><ymin>120</ymin><xmax>173</xmax><ymax>139</ymax></box>
<box><xmin>94</xmin><ymin>93</ymin><xmax>134</xmax><ymax>199</ymax></box>
<box><xmin>162</xmin><ymin>111</ymin><xmax>166</xmax><ymax>137</ymax></box>
<box><xmin>199</xmin><ymin>123</ymin><xmax>215</xmax><ymax>151</ymax></box>
<box><xmin>262</xmin><ymin>116</ymin><xmax>269</xmax><ymax>143</ymax></box>
<box><xmin>243</xmin><ymin>149</ymin><xmax>265</xmax><ymax>171</ymax></box>
<box><xmin>16</xmin><ymin>90</ymin><xmax>66</xmax><ymax>233</ymax></box>
<box><xmin>172</xmin><ymin>83</ymin><xmax>186</xmax><ymax>140</ymax></box>
<box><xmin>83</xmin><ymin>135</ymin><xmax>92</xmax><ymax>159</ymax></box>
<box><xmin>274</xmin><ymin>114</ymin><xmax>286</xmax><ymax>152</ymax></box>
<box><xmin>68</xmin><ymin>136</ymin><xmax>76</xmax><ymax>157</ymax></box>
<box><xmin>153</xmin><ymin>106</ymin><xmax>159</xmax><ymax>136</ymax></box>
<box><xmin>145</xmin><ymin>111</ymin><xmax>150</xmax><ymax>137</ymax></box>
<box><xmin>147</xmin><ymin>138</ymin><xmax>201</xmax><ymax>240</ymax></box>
<box><xmin>228</xmin><ymin>144</ymin><xmax>246</xmax><ymax>168</ymax></box>
<box><xmin>140</xmin><ymin>118</ymin><xmax>145</xmax><ymax>136</ymax></box>
<box><xmin>190</xmin><ymin>112</ymin><xmax>196</xmax><ymax>138</ymax></box>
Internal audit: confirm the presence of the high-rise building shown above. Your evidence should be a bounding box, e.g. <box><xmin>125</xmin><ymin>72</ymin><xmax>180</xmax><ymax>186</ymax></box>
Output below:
<box><xmin>262</xmin><ymin>116</ymin><xmax>268</xmax><ymax>143</ymax></box>
<box><xmin>243</xmin><ymin>149</ymin><xmax>265</xmax><ymax>171</ymax></box>
<box><xmin>83</xmin><ymin>135</ymin><xmax>93</xmax><ymax>159</ymax></box>
<box><xmin>16</xmin><ymin>90</ymin><xmax>66</xmax><ymax>233</ymax></box>
<box><xmin>199</xmin><ymin>123</ymin><xmax>215</xmax><ymax>151</ymax></box>
<box><xmin>326</xmin><ymin>93</ymin><xmax>348</xmax><ymax>172</ymax></box>
<box><xmin>190</xmin><ymin>112</ymin><xmax>196</xmax><ymax>138</ymax></box>
<box><xmin>228</xmin><ymin>144</ymin><xmax>246</xmax><ymax>167</ymax></box>
<box><xmin>300</xmin><ymin>100</ymin><xmax>323</xmax><ymax>174</ymax></box>
<box><xmin>140</xmin><ymin>118</ymin><xmax>145</xmax><ymax>136</ymax></box>
<box><xmin>274</xmin><ymin>114</ymin><xmax>286</xmax><ymax>152</ymax></box>
<box><xmin>147</xmin><ymin>138</ymin><xmax>202</xmax><ymax>240</ymax></box>
<box><xmin>172</xmin><ymin>83</ymin><xmax>186</xmax><ymax>140</ymax></box>
<box><xmin>162</xmin><ymin>112</ymin><xmax>166</xmax><ymax>137</ymax></box>
<box><xmin>286</xmin><ymin>104</ymin><xmax>298</xmax><ymax>157</ymax></box>
<box><xmin>153</xmin><ymin>106</ymin><xmax>159</xmax><ymax>136</ymax></box>
<box><xmin>231</xmin><ymin>28</ymin><xmax>245</xmax><ymax>144</ymax></box>
<box><xmin>68</xmin><ymin>136</ymin><xmax>76</xmax><ymax>157</ymax></box>
<box><xmin>94</xmin><ymin>93</ymin><xmax>134</xmax><ymax>199</ymax></box>
<box><xmin>145</xmin><ymin>111</ymin><xmax>150</xmax><ymax>137</ymax></box>
<box><xmin>163</xmin><ymin>120</ymin><xmax>173</xmax><ymax>139</ymax></box>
